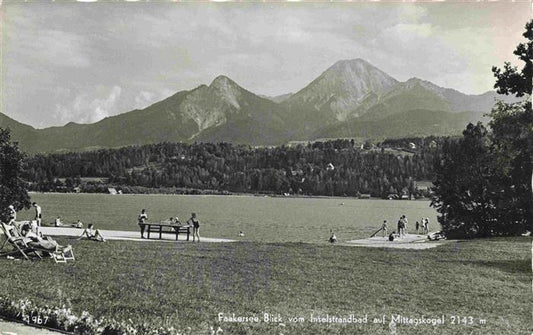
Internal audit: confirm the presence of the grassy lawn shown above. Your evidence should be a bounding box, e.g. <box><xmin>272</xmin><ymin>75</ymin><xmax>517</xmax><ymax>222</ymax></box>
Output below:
<box><xmin>1</xmin><ymin>237</ymin><xmax>530</xmax><ymax>334</ymax></box>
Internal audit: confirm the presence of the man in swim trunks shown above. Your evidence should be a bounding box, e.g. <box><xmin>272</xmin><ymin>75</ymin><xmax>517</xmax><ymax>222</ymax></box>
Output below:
<box><xmin>33</xmin><ymin>202</ymin><xmax>42</xmax><ymax>227</ymax></box>
<box><xmin>187</xmin><ymin>213</ymin><xmax>200</xmax><ymax>243</ymax></box>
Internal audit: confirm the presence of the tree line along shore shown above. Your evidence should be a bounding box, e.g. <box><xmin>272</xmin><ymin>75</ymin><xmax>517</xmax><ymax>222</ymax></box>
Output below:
<box><xmin>22</xmin><ymin>137</ymin><xmax>442</xmax><ymax>199</ymax></box>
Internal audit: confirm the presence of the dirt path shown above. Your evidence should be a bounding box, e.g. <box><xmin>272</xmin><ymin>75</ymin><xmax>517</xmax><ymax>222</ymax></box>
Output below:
<box><xmin>343</xmin><ymin>233</ymin><xmax>449</xmax><ymax>249</ymax></box>
<box><xmin>40</xmin><ymin>227</ymin><xmax>235</xmax><ymax>243</ymax></box>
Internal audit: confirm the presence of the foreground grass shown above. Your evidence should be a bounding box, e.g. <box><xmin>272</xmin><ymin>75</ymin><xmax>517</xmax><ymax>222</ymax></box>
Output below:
<box><xmin>0</xmin><ymin>237</ymin><xmax>530</xmax><ymax>334</ymax></box>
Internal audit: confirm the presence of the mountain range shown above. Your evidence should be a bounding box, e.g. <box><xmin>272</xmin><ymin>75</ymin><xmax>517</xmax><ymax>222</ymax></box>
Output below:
<box><xmin>1</xmin><ymin>58</ymin><xmax>514</xmax><ymax>153</ymax></box>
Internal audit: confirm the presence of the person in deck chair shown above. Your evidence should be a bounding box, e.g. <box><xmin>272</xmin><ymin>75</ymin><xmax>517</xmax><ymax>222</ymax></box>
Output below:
<box><xmin>20</xmin><ymin>224</ymin><xmax>67</xmax><ymax>252</ymax></box>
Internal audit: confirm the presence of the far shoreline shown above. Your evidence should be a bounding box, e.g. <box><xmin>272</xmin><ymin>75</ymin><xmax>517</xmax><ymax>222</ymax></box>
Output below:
<box><xmin>28</xmin><ymin>191</ymin><xmax>431</xmax><ymax>201</ymax></box>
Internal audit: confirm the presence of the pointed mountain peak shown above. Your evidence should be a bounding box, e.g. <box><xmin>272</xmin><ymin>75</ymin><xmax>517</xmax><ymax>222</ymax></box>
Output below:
<box><xmin>405</xmin><ymin>77</ymin><xmax>437</xmax><ymax>86</ymax></box>
<box><xmin>403</xmin><ymin>77</ymin><xmax>442</xmax><ymax>91</ymax></box>
<box><xmin>327</xmin><ymin>58</ymin><xmax>384</xmax><ymax>73</ymax></box>
<box><xmin>406</xmin><ymin>77</ymin><xmax>424</xmax><ymax>83</ymax></box>
<box><xmin>285</xmin><ymin>58</ymin><xmax>399</xmax><ymax>122</ymax></box>
<box><xmin>319</xmin><ymin>58</ymin><xmax>398</xmax><ymax>85</ymax></box>
<box><xmin>331</xmin><ymin>58</ymin><xmax>371</xmax><ymax>67</ymax></box>
<box><xmin>210</xmin><ymin>75</ymin><xmax>238</xmax><ymax>88</ymax></box>
<box><xmin>191</xmin><ymin>75</ymin><xmax>244</xmax><ymax>111</ymax></box>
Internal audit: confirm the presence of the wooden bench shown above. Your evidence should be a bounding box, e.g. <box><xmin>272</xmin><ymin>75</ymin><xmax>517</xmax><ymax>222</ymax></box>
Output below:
<box><xmin>138</xmin><ymin>222</ymin><xmax>191</xmax><ymax>241</ymax></box>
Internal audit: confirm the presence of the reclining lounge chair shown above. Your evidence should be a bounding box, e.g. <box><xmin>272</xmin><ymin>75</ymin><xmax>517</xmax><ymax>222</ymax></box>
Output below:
<box><xmin>1</xmin><ymin>222</ymin><xmax>74</xmax><ymax>262</ymax></box>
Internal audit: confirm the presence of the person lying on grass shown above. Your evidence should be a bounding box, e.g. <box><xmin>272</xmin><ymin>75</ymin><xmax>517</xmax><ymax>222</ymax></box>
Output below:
<box><xmin>71</xmin><ymin>220</ymin><xmax>83</xmax><ymax>228</ymax></box>
<box><xmin>427</xmin><ymin>231</ymin><xmax>445</xmax><ymax>241</ymax></box>
<box><xmin>77</xmin><ymin>224</ymin><xmax>106</xmax><ymax>242</ymax></box>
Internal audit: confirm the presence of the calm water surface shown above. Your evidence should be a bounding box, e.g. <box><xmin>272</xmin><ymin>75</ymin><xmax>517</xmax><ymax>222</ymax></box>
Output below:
<box><xmin>18</xmin><ymin>193</ymin><xmax>439</xmax><ymax>243</ymax></box>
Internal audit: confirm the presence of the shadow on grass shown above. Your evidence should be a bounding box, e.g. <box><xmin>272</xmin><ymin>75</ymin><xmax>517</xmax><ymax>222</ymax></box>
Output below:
<box><xmin>440</xmin><ymin>259</ymin><xmax>530</xmax><ymax>274</ymax></box>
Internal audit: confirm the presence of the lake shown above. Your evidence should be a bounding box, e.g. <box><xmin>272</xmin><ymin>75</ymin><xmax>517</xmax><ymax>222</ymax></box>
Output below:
<box><xmin>18</xmin><ymin>193</ymin><xmax>439</xmax><ymax>243</ymax></box>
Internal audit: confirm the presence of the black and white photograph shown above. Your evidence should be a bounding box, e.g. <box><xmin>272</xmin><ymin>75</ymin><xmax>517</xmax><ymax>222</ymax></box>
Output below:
<box><xmin>0</xmin><ymin>1</ymin><xmax>531</xmax><ymax>334</ymax></box>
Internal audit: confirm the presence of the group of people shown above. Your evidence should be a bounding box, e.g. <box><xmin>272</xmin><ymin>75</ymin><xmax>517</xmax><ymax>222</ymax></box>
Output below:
<box><xmin>328</xmin><ymin>215</ymin><xmax>432</xmax><ymax>243</ymax></box>
<box><xmin>5</xmin><ymin>222</ymin><xmax>64</xmax><ymax>254</ymax></box>
<box><xmin>4</xmin><ymin>202</ymin><xmax>209</xmax><ymax>254</ymax></box>
<box><xmin>56</xmin><ymin>216</ymin><xmax>102</xmax><ymax>241</ymax></box>
<box><xmin>4</xmin><ymin>202</ymin><xmax>106</xmax><ymax>245</ymax></box>
<box><xmin>137</xmin><ymin>209</ymin><xmax>201</xmax><ymax>242</ymax></box>
<box><xmin>415</xmin><ymin>218</ymin><xmax>430</xmax><ymax>235</ymax></box>
<box><xmin>6</xmin><ymin>202</ymin><xmax>41</xmax><ymax>234</ymax></box>
<box><xmin>379</xmin><ymin>216</ymin><xmax>431</xmax><ymax>241</ymax></box>
<box><xmin>54</xmin><ymin>216</ymin><xmax>84</xmax><ymax>229</ymax></box>
<box><xmin>3</xmin><ymin>204</ymin><xmax>70</xmax><ymax>256</ymax></box>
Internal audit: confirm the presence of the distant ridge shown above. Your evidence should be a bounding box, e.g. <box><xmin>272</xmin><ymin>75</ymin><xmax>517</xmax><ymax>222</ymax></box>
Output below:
<box><xmin>260</xmin><ymin>93</ymin><xmax>293</xmax><ymax>103</ymax></box>
<box><xmin>0</xmin><ymin>58</ymin><xmax>516</xmax><ymax>153</ymax></box>
<box><xmin>312</xmin><ymin>109</ymin><xmax>474</xmax><ymax>140</ymax></box>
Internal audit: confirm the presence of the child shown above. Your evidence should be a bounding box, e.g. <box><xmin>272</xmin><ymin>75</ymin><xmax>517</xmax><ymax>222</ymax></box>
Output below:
<box><xmin>381</xmin><ymin>220</ymin><xmax>388</xmax><ymax>237</ymax></box>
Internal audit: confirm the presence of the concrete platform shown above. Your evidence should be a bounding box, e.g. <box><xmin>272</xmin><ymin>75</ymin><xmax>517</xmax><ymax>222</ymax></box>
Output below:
<box><xmin>39</xmin><ymin>227</ymin><xmax>235</xmax><ymax>243</ymax></box>
<box><xmin>344</xmin><ymin>233</ymin><xmax>447</xmax><ymax>249</ymax></box>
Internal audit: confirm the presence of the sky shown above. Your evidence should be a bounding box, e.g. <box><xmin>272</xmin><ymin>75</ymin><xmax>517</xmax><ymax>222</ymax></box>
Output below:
<box><xmin>1</xmin><ymin>2</ymin><xmax>531</xmax><ymax>128</ymax></box>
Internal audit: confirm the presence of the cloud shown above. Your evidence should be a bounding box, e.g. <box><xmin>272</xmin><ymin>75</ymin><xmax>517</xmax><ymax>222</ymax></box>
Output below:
<box><xmin>397</xmin><ymin>5</ymin><xmax>428</xmax><ymax>23</ymax></box>
<box><xmin>54</xmin><ymin>86</ymin><xmax>122</xmax><ymax>124</ymax></box>
<box><xmin>134</xmin><ymin>91</ymin><xmax>157</xmax><ymax>109</ymax></box>
<box><xmin>3</xmin><ymin>3</ymin><xmax>531</xmax><ymax>127</ymax></box>
<box><xmin>89</xmin><ymin>86</ymin><xmax>122</xmax><ymax>123</ymax></box>
<box><xmin>387</xmin><ymin>23</ymin><xmax>433</xmax><ymax>40</ymax></box>
<box><xmin>7</xmin><ymin>28</ymin><xmax>91</xmax><ymax>69</ymax></box>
